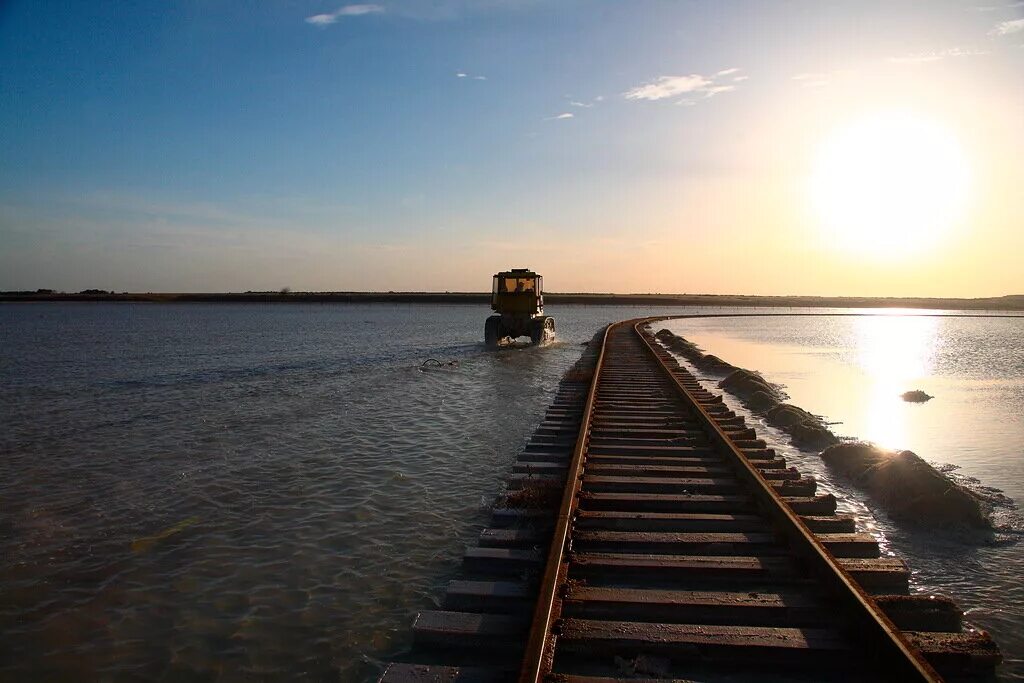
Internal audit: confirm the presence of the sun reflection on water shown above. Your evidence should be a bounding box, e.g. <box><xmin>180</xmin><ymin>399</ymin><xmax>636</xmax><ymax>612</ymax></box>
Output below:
<box><xmin>854</xmin><ymin>315</ymin><xmax>939</xmax><ymax>449</ymax></box>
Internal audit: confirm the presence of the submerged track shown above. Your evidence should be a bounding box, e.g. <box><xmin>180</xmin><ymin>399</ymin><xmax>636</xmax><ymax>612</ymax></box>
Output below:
<box><xmin>383</xmin><ymin>318</ymin><xmax>1000</xmax><ymax>682</ymax></box>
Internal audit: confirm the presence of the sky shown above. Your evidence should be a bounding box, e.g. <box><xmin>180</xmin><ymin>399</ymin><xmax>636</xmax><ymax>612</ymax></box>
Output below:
<box><xmin>1</xmin><ymin>0</ymin><xmax>1022</xmax><ymax>296</ymax></box>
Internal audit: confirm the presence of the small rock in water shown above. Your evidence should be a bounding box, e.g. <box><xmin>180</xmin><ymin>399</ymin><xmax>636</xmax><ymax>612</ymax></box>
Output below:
<box><xmin>901</xmin><ymin>390</ymin><xmax>933</xmax><ymax>403</ymax></box>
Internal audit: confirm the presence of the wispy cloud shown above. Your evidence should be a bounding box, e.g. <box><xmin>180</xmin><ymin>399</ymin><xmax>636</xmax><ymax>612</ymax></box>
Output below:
<box><xmin>889</xmin><ymin>46</ymin><xmax>990</xmax><ymax>63</ymax></box>
<box><xmin>732</xmin><ymin>75</ymin><xmax>749</xmax><ymax>82</ymax></box>
<box><xmin>456</xmin><ymin>71</ymin><xmax>487</xmax><ymax>80</ymax></box>
<box><xmin>625</xmin><ymin>75</ymin><xmax>710</xmax><ymax>101</ymax></box>
<box><xmin>702</xmin><ymin>85</ymin><xmax>735</xmax><ymax>98</ymax></box>
<box><xmin>624</xmin><ymin>68</ymin><xmax>743</xmax><ymax>104</ymax></box>
<box><xmin>545</xmin><ymin>112</ymin><xmax>574</xmax><ymax>121</ymax></box>
<box><xmin>306</xmin><ymin>4</ymin><xmax>384</xmax><ymax>26</ymax></box>
<box><xmin>567</xmin><ymin>95</ymin><xmax>603</xmax><ymax>108</ymax></box>
<box><xmin>990</xmin><ymin>18</ymin><xmax>1024</xmax><ymax>35</ymax></box>
<box><xmin>791</xmin><ymin>72</ymin><xmax>832</xmax><ymax>87</ymax></box>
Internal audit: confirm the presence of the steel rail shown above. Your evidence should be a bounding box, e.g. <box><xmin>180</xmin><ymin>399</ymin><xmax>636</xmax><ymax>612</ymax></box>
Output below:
<box><xmin>517</xmin><ymin>320</ymin><xmax>618</xmax><ymax>682</ymax></box>
<box><xmin>517</xmin><ymin>316</ymin><xmax>940</xmax><ymax>682</ymax></box>
<box><xmin>631</xmin><ymin>319</ymin><xmax>941</xmax><ymax>682</ymax></box>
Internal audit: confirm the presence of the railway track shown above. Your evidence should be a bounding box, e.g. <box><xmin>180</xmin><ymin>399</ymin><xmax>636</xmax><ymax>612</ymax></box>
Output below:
<box><xmin>382</xmin><ymin>319</ymin><xmax>1000</xmax><ymax>682</ymax></box>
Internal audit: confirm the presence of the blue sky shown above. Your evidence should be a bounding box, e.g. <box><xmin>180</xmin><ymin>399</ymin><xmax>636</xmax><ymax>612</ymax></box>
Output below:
<box><xmin>2</xmin><ymin>1</ymin><xmax>1022</xmax><ymax>294</ymax></box>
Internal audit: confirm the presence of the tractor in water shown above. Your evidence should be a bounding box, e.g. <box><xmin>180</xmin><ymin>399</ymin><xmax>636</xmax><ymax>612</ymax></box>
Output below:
<box><xmin>485</xmin><ymin>269</ymin><xmax>555</xmax><ymax>348</ymax></box>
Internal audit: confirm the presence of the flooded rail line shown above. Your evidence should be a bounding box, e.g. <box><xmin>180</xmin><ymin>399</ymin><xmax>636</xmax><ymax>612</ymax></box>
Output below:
<box><xmin>382</xmin><ymin>319</ymin><xmax>1000</xmax><ymax>682</ymax></box>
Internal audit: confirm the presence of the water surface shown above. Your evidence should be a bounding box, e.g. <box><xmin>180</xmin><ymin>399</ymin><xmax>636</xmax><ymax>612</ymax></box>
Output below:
<box><xmin>0</xmin><ymin>303</ymin><xmax>672</xmax><ymax>681</ymax></box>
<box><xmin>663</xmin><ymin>312</ymin><xmax>1024</xmax><ymax>679</ymax></box>
<box><xmin>2</xmin><ymin>305</ymin><xmax>1021</xmax><ymax>680</ymax></box>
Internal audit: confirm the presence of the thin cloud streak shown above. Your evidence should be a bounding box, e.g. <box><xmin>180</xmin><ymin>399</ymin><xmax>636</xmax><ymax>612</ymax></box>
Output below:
<box><xmin>306</xmin><ymin>4</ymin><xmax>384</xmax><ymax>26</ymax></box>
<box><xmin>567</xmin><ymin>95</ymin><xmax>602</xmax><ymax>108</ymax></box>
<box><xmin>792</xmin><ymin>72</ymin><xmax>832</xmax><ymax>87</ymax></box>
<box><xmin>990</xmin><ymin>18</ymin><xmax>1024</xmax><ymax>34</ymax></box>
<box><xmin>889</xmin><ymin>46</ymin><xmax>990</xmax><ymax>63</ymax></box>
<box><xmin>624</xmin><ymin>68</ymin><xmax>743</xmax><ymax>104</ymax></box>
<box><xmin>545</xmin><ymin>112</ymin><xmax>574</xmax><ymax>120</ymax></box>
<box><xmin>702</xmin><ymin>85</ymin><xmax>735</xmax><ymax>98</ymax></box>
<box><xmin>624</xmin><ymin>75</ymin><xmax>710</xmax><ymax>101</ymax></box>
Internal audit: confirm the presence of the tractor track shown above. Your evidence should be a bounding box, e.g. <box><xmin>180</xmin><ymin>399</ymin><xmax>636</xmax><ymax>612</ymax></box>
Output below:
<box><xmin>381</xmin><ymin>318</ymin><xmax>1000</xmax><ymax>682</ymax></box>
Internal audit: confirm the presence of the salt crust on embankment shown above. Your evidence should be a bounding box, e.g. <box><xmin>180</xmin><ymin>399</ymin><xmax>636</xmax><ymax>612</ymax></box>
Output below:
<box><xmin>654</xmin><ymin>328</ymin><xmax>995</xmax><ymax>531</ymax></box>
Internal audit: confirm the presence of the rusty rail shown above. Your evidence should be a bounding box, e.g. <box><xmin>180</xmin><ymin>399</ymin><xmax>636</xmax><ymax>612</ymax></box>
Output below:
<box><xmin>631</xmin><ymin>320</ymin><xmax>939</xmax><ymax>681</ymax></box>
<box><xmin>518</xmin><ymin>319</ymin><xmax>616</xmax><ymax>681</ymax></box>
<box><xmin>516</xmin><ymin>318</ymin><xmax>939</xmax><ymax>682</ymax></box>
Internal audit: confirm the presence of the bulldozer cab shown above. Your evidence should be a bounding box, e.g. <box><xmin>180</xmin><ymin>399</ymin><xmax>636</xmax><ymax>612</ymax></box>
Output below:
<box><xmin>491</xmin><ymin>269</ymin><xmax>543</xmax><ymax>315</ymax></box>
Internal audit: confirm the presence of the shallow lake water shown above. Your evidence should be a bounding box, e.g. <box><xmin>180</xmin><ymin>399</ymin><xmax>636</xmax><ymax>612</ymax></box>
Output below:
<box><xmin>1</xmin><ymin>304</ymin><xmax>1022</xmax><ymax>680</ymax></box>
<box><xmin>662</xmin><ymin>312</ymin><xmax>1024</xmax><ymax>679</ymax></box>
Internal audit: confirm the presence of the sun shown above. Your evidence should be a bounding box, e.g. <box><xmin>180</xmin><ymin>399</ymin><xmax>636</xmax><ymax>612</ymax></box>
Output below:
<box><xmin>808</xmin><ymin>112</ymin><xmax>971</xmax><ymax>257</ymax></box>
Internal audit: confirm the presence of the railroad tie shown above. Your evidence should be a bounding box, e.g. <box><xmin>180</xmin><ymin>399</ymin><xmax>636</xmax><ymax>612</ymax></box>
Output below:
<box><xmin>380</xmin><ymin>319</ymin><xmax>1000</xmax><ymax>683</ymax></box>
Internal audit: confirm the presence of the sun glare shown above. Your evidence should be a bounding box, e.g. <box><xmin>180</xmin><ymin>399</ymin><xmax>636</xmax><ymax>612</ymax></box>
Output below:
<box><xmin>809</xmin><ymin>112</ymin><xmax>970</xmax><ymax>257</ymax></box>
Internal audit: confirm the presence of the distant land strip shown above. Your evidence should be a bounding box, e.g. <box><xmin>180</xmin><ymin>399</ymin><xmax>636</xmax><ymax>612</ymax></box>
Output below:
<box><xmin>3</xmin><ymin>290</ymin><xmax>1023</xmax><ymax>310</ymax></box>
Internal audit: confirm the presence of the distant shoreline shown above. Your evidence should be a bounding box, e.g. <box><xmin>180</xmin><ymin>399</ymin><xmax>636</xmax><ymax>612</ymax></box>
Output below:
<box><xmin>2</xmin><ymin>291</ymin><xmax>1023</xmax><ymax>310</ymax></box>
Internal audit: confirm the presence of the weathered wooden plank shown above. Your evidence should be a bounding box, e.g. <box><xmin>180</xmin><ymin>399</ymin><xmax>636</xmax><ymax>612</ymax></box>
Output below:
<box><xmin>582</xmin><ymin>475</ymin><xmax>742</xmax><ymax>494</ymax></box>
<box><xmin>769</xmin><ymin>477</ymin><xmax>818</xmax><ymax>496</ymax></box>
<box><xmin>584</xmin><ymin>452</ymin><xmax>720</xmax><ymax>465</ymax></box>
<box><xmin>572</xmin><ymin>530</ymin><xmax>787</xmax><ymax>556</ymax></box>
<box><xmin>813</xmin><ymin>533</ymin><xmax>880</xmax><ymax>558</ymax></box>
<box><xmin>587</xmin><ymin>444</ymin><xmax>713</xmax><ymax>456</ymax></box>
<box><xmin>444</xmin><ymin>580</ymin><xmax>532</xmax><ymax>613</ymax></box>
<box><xmin>588</xmin><ymin>437</ymin><xmax>710</xmax><ymax>449</ymax></box>
<box><xmin>837</xmin><ymin>557</ymin><xmax>910</xmax><ymax>594</ymax></box>
<box><xmin>508</xmin><ymin>473</ymin><xmax>564</xmax><ymax>489</ymax></box>
<box><xmin>874</xmin><ymin>595</ymin><xmax>962</xmax><ymax>632</ymax></box>
<box><xmin>462</xmin><ymin>547</ymin><xmax>542</xmax><ymax>573</ymax></box>
<box><xmin>783</xmin><ymin>494</ymin><xmax>837</xmax><ymax>515</ymax></box>
<box><xmin>730</xmin><ymin>438</ymin><xmax>768</xmax><ymax>449</ymax></box>
<box><xmin>570</xmin><ymin>552</ymin><xmax>802</xmax><ymax>583</ymax></box>
<box><xmin>907</xmin><ymin>630</ymin><xmax>1002</xmax><ymax>675</ymax></box>
<box><xmin>488</xmin><ymin>508</ymin><xmax>550</xmax><ymax>528</ymax></box>
<box><xmin>512</xmin><ymin>461</ymin><xmax>568</xmax><ymax>474</ymax></box>
<box><xmin>720</xmin><ymin>427</ymin><xmax>757</xmax><ymax>440</ymax></box>
<box><xmin>799</xmin><ymin>514</ymin><xmax>856</xmax><ymax>533</ymax></box>
<box><xmin>570</xmin><ymin>552</ymin><xmax>909</xmax><ymax>593</ymax></box>
<box><xmin>574</xmin><ymin>510</ymin><xmax>769</xmax><ymax>532</ymax></box>
<box><xmin>573</xmin><ymin>530</ymin><xmax>876</xmax><ymax>559</ymax></box>
<box><xmin>412</xmin><ymin>611</ymin><xmax>527</xmax><ymax>648</ymax></box>
<box><xmin>563</xmin><ymin>586</ymin><xmax>830</xmax><ymax>627</ymax></box>
<box><xmin>579</xmin><ymin>491</ymin><xmax>755</xmax><ymax>513</ymax></box>
<box><xmin>478</xmin><ymin>528</ymin><xmax>547</xmax><ymax>548</ymax></box>
<box><xmin>738</xmin><ymin>447</ymin><xmax>778</xmax><ymax>460</ymax></box>
<box><xmin>557</xmin><ymin>618</ymin><xmax>852</xmax><ymax>659</ymax></box>
<box><xmin>584</xmin><ymin>463</ymin><xmax>732</xmax><ymax>477</ymax></box>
